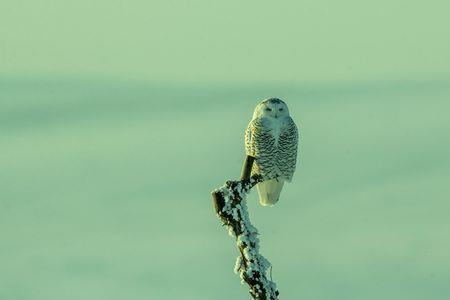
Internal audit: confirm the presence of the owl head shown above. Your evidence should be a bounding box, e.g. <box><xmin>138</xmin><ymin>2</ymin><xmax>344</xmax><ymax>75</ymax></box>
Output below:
<box><xmin>252</xmin><ymin>98</ymin><xmax>290</xmax><ymax>120</ymax></box>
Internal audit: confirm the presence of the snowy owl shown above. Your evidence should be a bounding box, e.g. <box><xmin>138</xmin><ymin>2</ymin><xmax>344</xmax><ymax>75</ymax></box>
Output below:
<box><xmin>245</xmin><ymin>98</ymin><xmax>299</xmax><ymax>206</ymax></box>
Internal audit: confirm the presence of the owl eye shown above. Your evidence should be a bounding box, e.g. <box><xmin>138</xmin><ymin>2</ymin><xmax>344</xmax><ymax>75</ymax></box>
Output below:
<box><xmin>279</xmin><ymin>108</ymin><xmax>283</xmax><ymax>111</ymax></box>
<box><xmin>265</xmin><ymin>107</ymin><xmax>272</xmax><ymax>112</ymax></box>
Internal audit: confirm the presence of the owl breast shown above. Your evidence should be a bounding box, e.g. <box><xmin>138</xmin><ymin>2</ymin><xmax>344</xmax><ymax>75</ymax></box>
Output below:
<box><xmin>245</xmin><ymin>116</ymin><xmax>298</xmax><ymax>181</ymax></box>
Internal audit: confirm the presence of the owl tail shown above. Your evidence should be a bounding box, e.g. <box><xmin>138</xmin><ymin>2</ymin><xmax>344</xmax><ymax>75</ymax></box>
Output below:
<box><xmin>256</xmin><ymin>178</ymin><xmax>285</xmax><ymax>206</ymax></box>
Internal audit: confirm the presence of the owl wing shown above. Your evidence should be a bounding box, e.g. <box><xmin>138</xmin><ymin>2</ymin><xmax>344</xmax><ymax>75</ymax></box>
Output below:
<box><xmin>245</xmin><ymin>119</ymin><xmax>268</xmax><ymax>157</ymax></box>
<box><xmin>244</xmin><ymin>120</ymin><xmax>256</xmax><ymax>157</ymax></box>
<box><xmin>278</xmin><ymin>117</ymin><xmax>299</xmax><ymax>182</ymax></box>
<box><xmin>245</xmin><ymin>119</ymin><xmax>276</xmax><ymax>177</ymax></box>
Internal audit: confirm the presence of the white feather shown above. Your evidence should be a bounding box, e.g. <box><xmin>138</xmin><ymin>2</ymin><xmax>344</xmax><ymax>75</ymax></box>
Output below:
<box><xmin>256</xmin><ymin>178</ymin><xmax>285</xmax><ymax>206</ymax></box>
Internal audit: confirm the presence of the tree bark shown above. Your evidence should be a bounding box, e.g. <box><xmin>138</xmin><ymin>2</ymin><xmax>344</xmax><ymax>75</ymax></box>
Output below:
<box><xmin>211</xmin><ymin>155</ymin><xmax>279</xmax><ymax>300</ymax></box>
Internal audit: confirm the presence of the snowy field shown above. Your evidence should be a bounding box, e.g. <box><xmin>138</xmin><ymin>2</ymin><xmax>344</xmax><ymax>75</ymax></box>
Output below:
<box><xmin>1</xmin><ymin>77</ymin><xmax>450</xmax><ymax>300</ymax></box>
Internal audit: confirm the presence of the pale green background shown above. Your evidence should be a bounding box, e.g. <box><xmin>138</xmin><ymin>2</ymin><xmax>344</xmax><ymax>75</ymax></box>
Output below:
<box><xmin>1</xmin><ymin>1</ymin><xmax>450</xmax><ymax>300</ymax></box>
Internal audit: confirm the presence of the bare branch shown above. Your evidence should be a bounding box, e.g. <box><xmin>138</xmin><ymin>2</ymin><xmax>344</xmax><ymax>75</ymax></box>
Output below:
<box><xmin>211</xmin><ymin>156</ymin><xmax>279</xmax><ymax>300</ymax></box>
<box><xmin>240</xmin><ymin>155</ymin><xmax>255</xmax><ymax>180</ymax></box>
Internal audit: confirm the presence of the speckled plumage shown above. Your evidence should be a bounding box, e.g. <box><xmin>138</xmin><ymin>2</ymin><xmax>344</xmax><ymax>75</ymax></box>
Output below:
<box><xmin>245</xmin><ymin>98</ymin><xmax>299</xmax><ymax>206</ymax></box>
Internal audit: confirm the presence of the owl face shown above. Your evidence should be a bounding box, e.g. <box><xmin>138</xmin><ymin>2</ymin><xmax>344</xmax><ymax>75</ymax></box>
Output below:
<box><xmin>253</xmin><ymin>98</ymin><xmax>290</xmax><ymax>120</ymax></box>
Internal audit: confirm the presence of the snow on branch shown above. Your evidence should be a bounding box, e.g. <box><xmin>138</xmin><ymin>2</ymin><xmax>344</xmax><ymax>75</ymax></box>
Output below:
<box><xmin>211</xmin><ymin>156</ymin><xmax>280</xmax><ymax>300</ymax></box>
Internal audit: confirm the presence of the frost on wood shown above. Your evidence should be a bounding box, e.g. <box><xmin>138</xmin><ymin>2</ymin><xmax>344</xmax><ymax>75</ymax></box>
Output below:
<box><xmin>212</xmin><ymin>172</ymin><xmax>279</xmax><ymax>300</ymax></box>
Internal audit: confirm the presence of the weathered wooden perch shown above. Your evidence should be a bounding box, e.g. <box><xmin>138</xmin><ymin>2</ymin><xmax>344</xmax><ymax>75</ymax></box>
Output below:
<box><xmin>211</xmin><ymin>155</ymin><xmax>279</xmax><ymax>300</ymax></box>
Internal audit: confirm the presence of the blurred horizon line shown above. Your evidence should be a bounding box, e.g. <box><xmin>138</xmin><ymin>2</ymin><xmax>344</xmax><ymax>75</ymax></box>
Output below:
<box><xmin>1</xmin><ymin>72</ymin><xmax>450</xmax><ymax>93</ymax></box>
